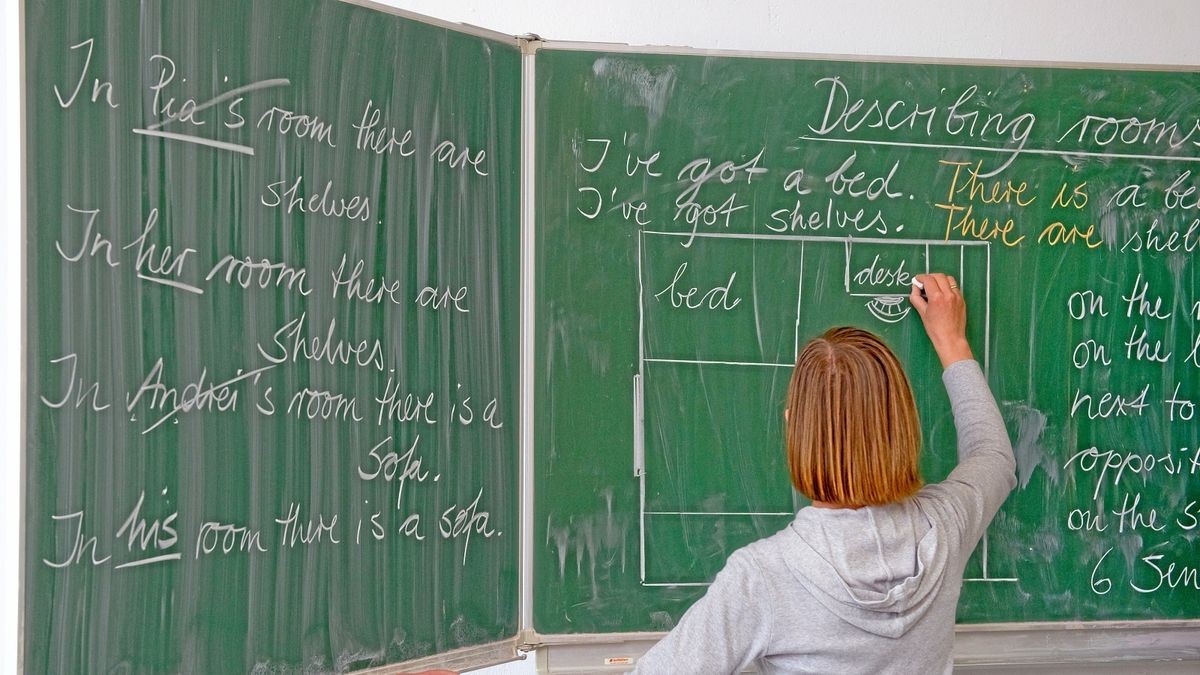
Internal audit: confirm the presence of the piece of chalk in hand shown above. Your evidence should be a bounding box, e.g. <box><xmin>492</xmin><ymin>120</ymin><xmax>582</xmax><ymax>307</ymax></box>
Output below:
<box><xmin>912</xmin><ymin>279</ymin><xmax>924</xmax><ymax>290</ymax></box>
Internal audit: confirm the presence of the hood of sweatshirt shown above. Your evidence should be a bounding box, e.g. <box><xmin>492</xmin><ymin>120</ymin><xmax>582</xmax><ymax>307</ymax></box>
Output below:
<box><xmin>782</xmin><ymin>500</ymin><xmax>950</xmax><ymax>639</ymax></box>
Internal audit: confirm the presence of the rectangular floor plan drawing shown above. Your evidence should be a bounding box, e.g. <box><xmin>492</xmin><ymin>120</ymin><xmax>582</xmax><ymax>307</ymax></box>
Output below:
<box><xmin>633</xmin><ymin>230</ymin><xmax>1014</xmax><ymax>586</ymax></box>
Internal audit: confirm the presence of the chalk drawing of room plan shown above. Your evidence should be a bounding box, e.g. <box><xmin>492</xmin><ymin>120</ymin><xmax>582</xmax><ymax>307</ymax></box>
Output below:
<box><xmin>633</xmin><ymin>230</ymin><xmax>1015</xmax><ymax>587</ymax></box>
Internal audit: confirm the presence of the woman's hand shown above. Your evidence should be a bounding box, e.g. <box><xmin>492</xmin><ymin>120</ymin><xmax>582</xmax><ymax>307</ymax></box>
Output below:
<box><xmin>909</xmin><ymin>272</ymin><xmax>973</xmax><ymax>368</ymax></box>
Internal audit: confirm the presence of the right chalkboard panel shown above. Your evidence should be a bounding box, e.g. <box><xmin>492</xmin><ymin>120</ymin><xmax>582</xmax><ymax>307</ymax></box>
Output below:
<box><xmin>534</xmin><ymin>48</ymin><xmax>1200</xmax><ymax>633</ymax></box>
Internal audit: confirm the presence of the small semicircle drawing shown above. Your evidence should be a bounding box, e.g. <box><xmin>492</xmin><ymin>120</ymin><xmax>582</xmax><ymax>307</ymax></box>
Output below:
<box><xmin>865</xmin><ymin>295</ymin><xmax>911</xmax><ymax>323</ymax></box>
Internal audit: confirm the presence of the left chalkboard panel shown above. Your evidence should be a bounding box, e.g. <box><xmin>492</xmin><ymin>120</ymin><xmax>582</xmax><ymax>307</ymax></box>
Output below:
<box><xmin>23</xmin><ymin>1</ymin><xmax>521</xmax><ymax>672</ymax></box>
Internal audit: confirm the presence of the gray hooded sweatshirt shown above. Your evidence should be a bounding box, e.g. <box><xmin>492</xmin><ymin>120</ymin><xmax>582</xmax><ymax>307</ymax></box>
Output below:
<box><xmin>631</xmin><ymin>359</ymin><xmax>1017</xmax><ymax>674</ymax></box>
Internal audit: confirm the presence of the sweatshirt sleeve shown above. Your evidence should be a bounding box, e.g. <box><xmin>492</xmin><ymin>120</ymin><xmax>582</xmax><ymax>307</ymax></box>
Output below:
<box><xmin>924</xmin><ymin>359</ymin><xmax>1017</xmax><ymax>550</ymax></box>
<box><xmin>630</xmin><ymin>549</ymin><xmax>774</xmax><ymax>675</ymax></box>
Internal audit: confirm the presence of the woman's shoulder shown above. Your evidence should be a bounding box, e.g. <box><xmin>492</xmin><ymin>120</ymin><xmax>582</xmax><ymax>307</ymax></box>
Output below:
<box><xmin>726</xmin><ymin>517</ymin><xmax>806</xmax><ymax>575</ymax></box>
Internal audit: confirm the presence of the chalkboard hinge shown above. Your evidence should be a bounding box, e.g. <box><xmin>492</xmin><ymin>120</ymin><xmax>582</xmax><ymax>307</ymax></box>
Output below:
<box><xmin>516</xmin><ymin>628</ymin><xmax>544</xmax><ymax>651</ymax></box>
<box><xmin>518</xmin><ymin>34</ymin><xmax>543</xmax><ymax>55</ymax></box>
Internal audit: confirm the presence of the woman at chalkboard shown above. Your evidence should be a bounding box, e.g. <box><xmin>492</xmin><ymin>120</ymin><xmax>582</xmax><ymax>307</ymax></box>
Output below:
<box><xmin>631</xmin><ymin>272</ymin><xmax>1016</xmax><ymax>675</ymax></box>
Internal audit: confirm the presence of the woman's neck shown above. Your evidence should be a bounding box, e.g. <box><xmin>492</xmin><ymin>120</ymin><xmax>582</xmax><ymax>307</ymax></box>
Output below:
<box><xmin>810</xmin><ymin>500</ymin><xmax>863</xmax><ymax>510</ymax></box>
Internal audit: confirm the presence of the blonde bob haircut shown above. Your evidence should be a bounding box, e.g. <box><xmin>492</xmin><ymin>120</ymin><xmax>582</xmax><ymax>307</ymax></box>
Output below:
<box><xmin>786</xmin><ymin>326</ymin><xmax>922</xmax><ymax>507</ymax></box>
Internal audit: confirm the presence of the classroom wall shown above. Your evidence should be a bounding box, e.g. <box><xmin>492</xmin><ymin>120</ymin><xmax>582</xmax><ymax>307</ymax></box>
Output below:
<box><xmin>4</xmin><ymin>1</ymin><xmax>21</xmax><ymax>673</ymax></box>
<box><xmin>4</xmin><ymin>1</ymin><xmax>1198</xmax><ymax>672</ymax></box>
<box><xmin>378</xmin><ymin>0</ymin><xmax>1200</xmax><ymax>65</ymax></box>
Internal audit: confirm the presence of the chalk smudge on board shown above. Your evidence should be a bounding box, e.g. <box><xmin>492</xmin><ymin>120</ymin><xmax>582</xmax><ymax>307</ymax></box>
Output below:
<box><xmin>1004</xmin><ymin>402</ymin><xmax>1056</xmax><ymax>488</ymax></box>
<box><xmin>548</xmin><ymin>515</ymin><xmax>571</xmax><ymax>580</ymax></box>
<box><xmin>1117</xmin><ymin>533</ymin><xmax>1145</xmax><ymax>578</ymax></box>
<box><xmin>546</xmin><ymin>488</ymin><xmax>629</xmax><ymax>599</ymax></box>
<box><xmin>649</xmin><ymin>610</ymin><xmax>676</xmax><ymax>631</ymax></box>
<box><xmin>334</xmin><ymin>646</ymin><xmax>386</xmax><ymax>673</ymax></box>
<box><xmin>593</xmin><ymin>58</ymin><xmax>677</xmax><ymax>130</ymax></box>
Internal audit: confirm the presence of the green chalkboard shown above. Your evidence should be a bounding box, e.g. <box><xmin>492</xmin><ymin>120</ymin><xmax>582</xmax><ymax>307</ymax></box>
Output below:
<box><xmin>534</xmin><ymin>47</ymin><xmax>1200</xmax><ymax>633</ymax></box>
<box><xmin>24</xmin><ymin>1</ymin><xmax>520</xmax><ymax>672</ymax></box>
